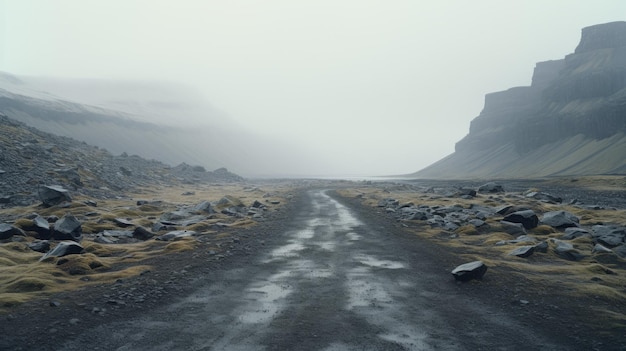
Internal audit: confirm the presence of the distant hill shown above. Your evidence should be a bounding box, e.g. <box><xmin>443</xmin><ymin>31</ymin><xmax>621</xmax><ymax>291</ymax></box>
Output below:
<box><xmin>0</xmin><ymin>73</ymin><xmax>324</xmax><ymax>177</ymax></box>
<box><xmin>412</xmin><ymin>21</ymin><xmax>626</xmax><ymax>179</ymax></box>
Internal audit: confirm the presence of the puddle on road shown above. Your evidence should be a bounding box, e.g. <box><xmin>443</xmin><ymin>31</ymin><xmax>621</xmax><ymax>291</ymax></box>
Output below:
<box><xmin>346</xmin><ymin>232</ymin><xmax>361</xmax><ymax>241</ymax></box>
<box><xmin>294</xmin><ymin>228</ymin><xmax>315</xmax><ymax>239</ymax></box>
<box><xmin>315</xmin><ymin>240</ymin><xmax>336</xmax><ymax>251</ymax></box>
<box><xmin>239</xmin><ymin>273</ymin><xmax>294</xmax><ymax>324</ymax></box>
<box><xmin>269</xmin><ymin>242</ymin><xmax>305</xmax><ymax>258</ymax></box>
<box><xmin>355</xmin><ymin>254</ymin><xmax>405</xmax><ymax>269</ymax></box>
<box><xmin>345</xmin><ymin>269</ymin><xmax>393</xmax><ymax>310</ymax></box>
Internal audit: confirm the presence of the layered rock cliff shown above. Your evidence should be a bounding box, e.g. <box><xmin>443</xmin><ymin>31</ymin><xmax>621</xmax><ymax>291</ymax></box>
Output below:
<box><xmin>413</xmin><ymin>21</ymin><xmax>626</xmax><ymax>179</ymax></box>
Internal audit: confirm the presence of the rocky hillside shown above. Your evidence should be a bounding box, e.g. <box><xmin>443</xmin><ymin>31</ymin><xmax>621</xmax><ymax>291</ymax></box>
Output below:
<box><xmin>413</xmin><ymin>21</ymin><xmax>626</xmax><ymax>179</ymax></box>
<box><xmin>0</xmin><ymin>113</ymin><xmax>242</xmax><ymax>208</ymax></box>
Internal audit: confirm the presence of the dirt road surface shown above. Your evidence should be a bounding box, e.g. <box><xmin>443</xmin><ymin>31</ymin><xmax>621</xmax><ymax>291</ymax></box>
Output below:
<box><xmin>48</xmin><ymin>189</ymin><xmax>586</xmax><ymax>350</ymax></box>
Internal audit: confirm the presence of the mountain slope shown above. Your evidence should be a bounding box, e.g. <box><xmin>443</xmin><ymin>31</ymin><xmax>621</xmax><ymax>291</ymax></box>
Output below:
<box><xmin>0</xmin><ymin>73</ymin><xmax>326</xmax><ymax>177</ymax></box>
<box><xmin>413</xmin><ymin>21</ymin><xmax>626</xmax><ymax>179</ymax></box>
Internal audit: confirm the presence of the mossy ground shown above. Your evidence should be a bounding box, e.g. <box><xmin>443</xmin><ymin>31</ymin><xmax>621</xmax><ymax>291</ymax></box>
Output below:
<box><xmin>337</xmin><ymin>176</ymin><xmax>626</xmax><ymax>323</ymax></box>
<box><xmin>0</xmin><ymin>181</ymin><xmax>293</xmax><ymax>311</ymax></box>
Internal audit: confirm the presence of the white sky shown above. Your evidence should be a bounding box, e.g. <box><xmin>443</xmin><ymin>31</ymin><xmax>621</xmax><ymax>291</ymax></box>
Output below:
<box><xmin>1</xmin><ymin>1</ymin><xmax>625</xmax><ymax>176</ymax></box>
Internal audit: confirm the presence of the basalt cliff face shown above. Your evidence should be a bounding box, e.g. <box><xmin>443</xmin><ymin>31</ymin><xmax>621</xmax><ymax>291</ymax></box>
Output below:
<box><xmin>413</xmin><ymin>21</ymin><xmax>626</xmax><ymax>179</ymax></box>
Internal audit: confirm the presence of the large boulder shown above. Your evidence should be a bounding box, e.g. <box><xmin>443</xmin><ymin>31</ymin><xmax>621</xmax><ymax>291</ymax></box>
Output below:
<box><xmin>541</xmin><ymin>211</ymin><xmax>579</xmax><ymax>229</ymax></box>
<box><xmin>451</xmin><ymin>260</ymin><xmax>488</xmax><ymax>281</ymax></box>
<box><xmin>503</xmin><ymin>210</ymin><xmax>539</xmax><ymax>229</ymax></box>
<box><xmin>38</xmin><ymin>185</ymin><xmax>72</xmax><ymax>207</ymax></box>
<box><xmin>52</xmin><ymin>214</ymin><xmax>82</xmax><ymax>242</ymax></box>
<box><xmin>39</xmin><ymin>241</ymin><xmax>84</xmax><ymax>261</ymax></box>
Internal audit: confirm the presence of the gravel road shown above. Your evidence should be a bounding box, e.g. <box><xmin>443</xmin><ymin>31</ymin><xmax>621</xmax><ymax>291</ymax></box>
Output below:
<box><xmin>52</xmin><ymin>189</ymin><xmax>581</xmax><ymax>350</ymax></box>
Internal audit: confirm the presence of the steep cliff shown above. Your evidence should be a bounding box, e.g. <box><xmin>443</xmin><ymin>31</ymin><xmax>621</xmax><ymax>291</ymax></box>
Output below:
<box><xmin>413</xmin><ymin>21</ymin><xmax>626</xmax><ymax>179</ymax></box>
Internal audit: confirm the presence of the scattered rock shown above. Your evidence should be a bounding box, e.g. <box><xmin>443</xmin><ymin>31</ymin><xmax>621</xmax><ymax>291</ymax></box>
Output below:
<box><xmin>552</xmin><ymin>239</ymin><xmax>585</xmax><ymax>261</ymax></box>
<box><xmin>114</xmin><ymin>218</ymin><xmax>133</xmax><ymax>227</ymax></box>
<box><xmin>0</xmin><ymin>223</ymin><xmax>25</xmax><ymax>240</ymax></box>
<box><xmin>38</xmin><ymin>185</ymin><xmax>72</xmax><ymax>207</ymax></box>
<box><xmin>451</xmin><ymin>260</ymin><xmax>488</xmax><ymax>281</ymax></box>
<box><xmin>509</xmin><ymin>245</ymin><xmax>535</xmax><ymax>258</ymax></box>
<box><xmin>477</xmin><ymin>182</ymin><xmax>504</xmax><ymax>193</ymax></box>
<box><xmin>503</xmin><ymin>210</ymin><xmax>539</xmax><ymax>229</ymax></box>
<box><xmin>28</xmin><ymin>240</ymin><xmax>50</xmax><ymax>253</ymax></box>
<box><xmin>541</xmin><ymin>211</ymin><xmax>580</xmax><ymax>229</ymax></box>
<box><xmin>592</xmin><ymin>244</ymin><xmax>613</xmax><ymax>254</ymax></box>
<box><xmin>52</xmin><ymin>213</ymin><xmax>82</xmax><ymax>242</ymax></box>
<box><xmin>562</xmin><ymin>227</ymin><xmax>591</xmax><ymax>240</ymax></box>
<box><xmin>526</xmin><ymin>192</ymin><xmax>562</xmax><ymax>204</ymax></box>
<box><xmin>39</xmin><ymin>241</ymin><xmax>84</xmax><ymax>261</ymax></box>
<box><xmin>132</xmin><ymin>226</ymin><xmax>154</xmax><ymax>240</ymax></box>
<box><xmin>499</xmin><ymin>221</ymin><xmax>527</xmax><ymax>236</ymax></box>
<box><xmin>156</xmin><ymin>230</ymin><xmax>197</xmax><ymax>241</ymax></box>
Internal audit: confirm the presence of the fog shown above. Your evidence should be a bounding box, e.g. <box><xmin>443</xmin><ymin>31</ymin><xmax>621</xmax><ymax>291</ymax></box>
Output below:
<box><xmin>1</xmin><ymin>1</ymin><xmax>624</xmax><ymax>177</ymax></box>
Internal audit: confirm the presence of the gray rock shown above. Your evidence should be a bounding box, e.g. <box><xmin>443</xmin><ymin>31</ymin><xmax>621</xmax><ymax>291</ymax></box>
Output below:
<box><xmin>477</xmin><ymin>182</ymin><xmax>504</xmax><ymax>193</ymax></box>
<box><xmin>451</xmin><ymin>260</ymin><xmax>488</xmax><ymax>281</ymax></box>
<box><xmin>156</xmin><ymin>230</ymin><xmax>196</xmax><ymax>241</ymax></box>
<box><xmin>31</xmin><ymin>215</ymin><xmax>52</xmax><ymax>239</ymax></box>
<box><xmin>592</xmin><ymin>225</ymin><xmax>626</xmax><ymax>247</ymax></box>
<box><xmin>503</xmin><ymin>210</ymin><xmax>539</xmax><ymax>229</ymax></box>
<box><xmin>95</xmin><ymin>234</ymin><xmax>117</xmax><ymax>244</ymax></box>
<box><xmin>562</xmin><ymin>227</ymin><xmax>591</xmax><ymax>240</ymax></box>
<box><xmin>500</xmin><ymin>221</ymin><xmax>527</xmax><ymax>236</ymax></box>
<box><xmin>0</xmin><ymin>223</ymin><xmax>24</xmax><ymax>240</ymax></box>
<box><xmin>132</xmin><ymin>226</ymin><xmax>154</xmax><ymax>240</ymax></box>
<box><xmin>52</xmin><ymin>214</ymin><xmax>82</xmax><ymax>242</ymax></box>
<box><xmin>592</xmin><ymin>243</ymin><xmax>613</xmax><ymax>254</ymax></box>
<box><xmin>377</xmin><ymin>198</ymin><xmax>399</xmax><ymax>207</ymax></box>
<box><xmin>215</xmin><ymin>195</ymin><xmax>245</xmax><ymax>209</ymax></box>
<box><xmin>534</xmin><ymin>241</ymin><xmax>549</xmax><ymax>253</ymax></box>
<box><xmin>39</xmin><ymin>241</ymin><xmax>84</xmax><ymax>261</ymax></box>
<box><xmin>28</xmin><ymin>240</ymin><xmax>50</xmax><ymax>253</ymax></box>
<box><xmin>613</xmin><ymin>245</ymin><xmax>626</xmax><ymax>258</ymax></box>
<box><xmin>193</xmin><ymin>201</ymin><xmax>214</xmax><ymax>213</ymax></box>
<box><xmin>541</xmin><ymin>211</ymin><xmax>579</xmax><ymax>229</ymax></box>
<box><xmin>525</xmin><ymin>191</ymin><xmax>562</xmax><ymax>203</ymax></box>
<box><xmin>509</xmin><ymin>245</ymin><xmax>535</xmax><ymax>258</ymax></box>
<box><xmin>251</xmin><ymin>200</ymin><xmax>265</xmax><ymax>209</ymax></box>
<box><xmin>114</xmin><ymin>218</ymin><xmax>133</xmax><ymax>227</ymax></box>
<box><xmin>38</xmin><ymin>185</ymin><xmax>72</xmax><ymax>207</ymax></box>
<box><xmin>552</xmin><ymin>239</ymin><xmax>585</xmax><ymax>261</ymax></box>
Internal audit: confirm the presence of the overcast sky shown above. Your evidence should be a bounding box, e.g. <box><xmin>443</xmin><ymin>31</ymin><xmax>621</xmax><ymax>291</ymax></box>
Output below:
<box><xmin>1</xmin><ymin>1</ymin><xmax>625</xmax><ymax>176</ymax></box>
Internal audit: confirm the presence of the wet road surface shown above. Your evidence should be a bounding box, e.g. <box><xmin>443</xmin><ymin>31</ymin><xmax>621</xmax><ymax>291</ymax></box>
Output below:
<box><xmin>60</xmin><ymin>190</ymin><xmax>569</xmax><ymax>350</ymax></box>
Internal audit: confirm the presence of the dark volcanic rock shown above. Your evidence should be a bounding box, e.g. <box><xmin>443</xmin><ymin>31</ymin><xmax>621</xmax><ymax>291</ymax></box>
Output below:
<box><xmin>28</xmin><ymin>240</ymin><xmax>50</xmax><ymax>253</ymax></box>
<box><xmin>0</xmin><ymin>223</ymin><xmax>25</xmax><ymax>240</ymax></box>
<box><xmin>39</xmin><ymin>241</ymin><xmax>84</xmax><ymax>261</ymax></box>
<box><xmin>451</xmin><ymin>260</ymin><xmax>488</xmax><ymax>282</ymax></box>
<box><xmin>132</xmin><ymin>226</ymin><xmax>154</xmax><ymax>241</ymax></box>
<box><xmin>509</xmin><ymin>245</ymin><xmax>535</xmax><ymax>258</ymax></box>
<box><xmin>38</xmin><ymin>185</ymin><xmax>72</xmax><ymax>207</ymax></box>
<box><xmin>541</xmin><ymin>211</ymin><xmax>579</xmax><ymax>229</ymax></box>
<box><xmin>52</xmin><ymin>213</ymin><xmax>82</xmax><ymax>242</ymax></box>
<box><xmin>503</xmin><ymin>210</ymin><xmax>539</xmax><ymax>230</ymax></box>
<box><xmin>477</xmin><ymin>182</ymin><xmax>504</xmax><ymax>193</ymax></box>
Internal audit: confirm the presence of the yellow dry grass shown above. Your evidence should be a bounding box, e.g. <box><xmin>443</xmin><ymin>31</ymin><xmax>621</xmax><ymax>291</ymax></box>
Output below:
<box><xmin>337</xmin><ymin>184</ymin><xmax>626</xmax><ymax>316</ymax></box>
<box><xmin>0</xmin><ymin>181</ymin><xmax>293</xmax><ymax>310</ymax></box>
